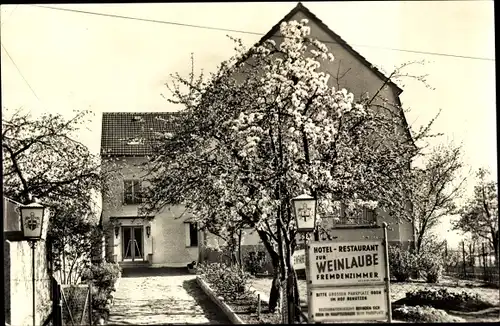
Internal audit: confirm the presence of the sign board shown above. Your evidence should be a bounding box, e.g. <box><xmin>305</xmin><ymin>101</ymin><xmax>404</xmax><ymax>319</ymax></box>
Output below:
<box><xmin>309</xmin><ymin>285</ymin><xmax>388</xmax><ymax>322</ymax></box>
<box><xmin>293</xmin><ymin>249</ymin><xmax>305</xmax><ymax>270</ymax></box>
<box><xmin>308</xmin><ymin>240</ymin><xmax>385</xmax><ymax>286</ymax></box>
<box><xmin>304</xmin><ymin>225</ymin><xmax>391</xmax><ymax>323</ymax></box>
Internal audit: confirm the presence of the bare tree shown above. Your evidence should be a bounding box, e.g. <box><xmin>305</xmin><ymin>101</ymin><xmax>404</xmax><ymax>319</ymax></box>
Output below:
<box><xmin>454</xmin><ymin>168</ymin><xmax>499</xmax><ymax>265</ymax></box>
<box><xmin>410</xmin><ymin>143</ymin><xmax>467</xmax><ymax>253</ymax></box>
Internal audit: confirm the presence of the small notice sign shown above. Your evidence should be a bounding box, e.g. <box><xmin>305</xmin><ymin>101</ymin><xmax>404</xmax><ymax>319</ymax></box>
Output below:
<box><xmin>309</xmin><ymin>286</ymin><xmax>388</xmax><ymax>322</ymax></box>
<box><xmin>293</xmin><ymin>249</ymin><xmax>305</xmax><ymax>270</ymax></box>
<box><xmin>309</xmin><ymin>240</ymin><xmax>385</xmax><ymax>286</ymax></box>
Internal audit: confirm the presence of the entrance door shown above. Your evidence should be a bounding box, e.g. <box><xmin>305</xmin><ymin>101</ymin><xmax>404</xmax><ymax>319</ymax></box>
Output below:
<box><xmin>122</xmin><ymin>226</ymin><xmax>144</xmax><ymax>261</ymax></box>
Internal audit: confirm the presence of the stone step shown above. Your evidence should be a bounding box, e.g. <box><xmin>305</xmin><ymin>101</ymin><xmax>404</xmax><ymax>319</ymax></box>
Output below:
<box><xmin>119</xmin><ymin>261</ymin><xmax>150</xmax><ymax>268</ymax></box>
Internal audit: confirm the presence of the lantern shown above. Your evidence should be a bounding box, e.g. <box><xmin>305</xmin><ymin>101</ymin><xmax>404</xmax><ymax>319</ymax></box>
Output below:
<box><xmin>20</xmin><ymin>202</ymin><xmax>46</xmax><ymax>240</ymax></box>
<box><xmin>292</xmin><ymin>193</ymin><xmax>317</xmax><ymax>232</ymax></box>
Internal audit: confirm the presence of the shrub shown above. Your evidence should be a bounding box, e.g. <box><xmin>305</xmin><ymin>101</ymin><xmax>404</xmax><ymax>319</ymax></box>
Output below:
<box><xmin>198</xmin><ymin>262</ymin><xmax>251</xmax><ymax>301</ymax></box>
<box><xmin>82</xmin><ymin>262</ymin><xmax>122</xmax><ymax>324</ymax></box>
<box><xmin>393</xmin><ymin>305</ymin><xmax>465</xmax><ymax>323</ymax></box>
<box><xmin>388</xmin><ymin>245</ymin><xmax>419</xmax><ymax>282</ymax></box>
<box><xmin>417</xmin><ymin>250</ymin><xmax>444</xmax><ymax>283</ymax></box>
<box><xmin>243</xmin><ymin>251</ymin><xmax>266</xmax><ymax>275</ymax></box>
<box><xmin>404</xmin><ymin>288</ymin><xmax>494</xmax><ymax>312</ymax></box>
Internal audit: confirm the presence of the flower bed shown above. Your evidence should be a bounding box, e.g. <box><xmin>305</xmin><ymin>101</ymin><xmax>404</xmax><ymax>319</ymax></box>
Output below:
<box><xmin>396</xmin><ymin>288</ymin><xmax>496</xmax><ymax>312</ymax></box>
<box><xmin>197</xmin><ymin>263</ymin><xmax>281</xmax><ymax>324</ymax></box>
<box><xmin>393</xmin><ymin>305</ymin><xmax>465</xmax><ymax>323</ymax></box>
<box><xmin>82</xmin><ymin>262</ymin><xmax>122</xmax><ymax>325</ymax></box>
<box><xmin>251</xmin><ymin>276</ymin><xmax>500</xmax><ymax>323</ymax></box>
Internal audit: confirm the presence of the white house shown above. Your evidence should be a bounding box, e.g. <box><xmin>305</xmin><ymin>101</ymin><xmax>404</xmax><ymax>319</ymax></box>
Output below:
<box><xmin>99</xmin><ymin>2</ymin><xmax>415</xmax><ymax>269</ymax></box>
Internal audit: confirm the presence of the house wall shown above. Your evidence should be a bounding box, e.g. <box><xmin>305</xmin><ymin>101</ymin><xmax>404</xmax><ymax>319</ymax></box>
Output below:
<box><xmin>201</xmin><ymin>211</ymin><xmax>413</xmax><ymax>273</ymax></box>
<box><xmin>102</xmin><ymin>157</ymin><xmax>199</xmax><ymax>267</ymax></box>
<box><xmin>268</xmin><ymin>10</ymin><xmax>401</xmax><ymax>109</ymax></box>
<box><xmin>4</xmin><ymin>240</ymin><xmax>52</xmax><ymax>326</ymax></box>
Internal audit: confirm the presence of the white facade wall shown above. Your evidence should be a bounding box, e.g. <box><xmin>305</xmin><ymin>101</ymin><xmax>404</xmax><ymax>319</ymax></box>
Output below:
<box><xmin>102</xmin><ymin>157</ymin><xmax>199</xmax><ymax>267</ymax></box>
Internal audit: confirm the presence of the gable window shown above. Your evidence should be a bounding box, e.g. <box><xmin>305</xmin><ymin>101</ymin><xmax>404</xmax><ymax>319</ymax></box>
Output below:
<box><xmin>185</xmin><ymin>222</ymin><xmax>198</xmax><ymax>247</ymax></box>
<box><xmin>124</xmin><ymin>180</ymin><xmax>142</xmax><ymax>205</ymax></box>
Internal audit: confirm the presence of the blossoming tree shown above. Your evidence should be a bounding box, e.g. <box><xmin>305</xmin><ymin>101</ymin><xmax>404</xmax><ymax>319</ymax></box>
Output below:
<box><xmin>142</xmin><ymin>20</ymin><xmax>432</xmax><ymax>315</ymax></box>
<box><xmin>2</xmin><ymin>108</ymin><xmax>121</xmax><ymax>283</ymax></box>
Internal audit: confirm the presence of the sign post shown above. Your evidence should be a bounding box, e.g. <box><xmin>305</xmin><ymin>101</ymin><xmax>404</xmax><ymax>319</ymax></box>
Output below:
<box><xmin>382</xmin><ymin>222</ymin><xmax>392</xmax><ymax>323</ymax></box>
<box><xmin>304</xmin><ymin>224</ymin><xmax>391</xmax><ymax>323</ymax></box>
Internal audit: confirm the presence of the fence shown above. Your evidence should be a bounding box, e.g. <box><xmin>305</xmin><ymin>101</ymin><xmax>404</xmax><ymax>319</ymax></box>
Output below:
<box><xmin>445</xmin><ymin>265</ymin><xmax>499</xmax><ymax>284</ymax></box>
<box><xmin>444</xmin><ymin>242</ymin><xmax>499</xmax><ymax>286</ymax></box>
<box><xmin>46</xmin><ymin>276</ymin><xmax>93</xmax><ymax>326</ymax></box>
<box><xmin>61</xmin><ymin>284</ymin><xmax>92</xmax><ymax>326</ymax></box>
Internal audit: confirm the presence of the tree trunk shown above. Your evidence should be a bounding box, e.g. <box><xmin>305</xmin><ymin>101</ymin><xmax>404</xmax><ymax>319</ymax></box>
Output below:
<box><xmin>268</xmin><ymin>260</ymin><xmax>281</xmax><ymax>313</ymax></box>
<box><xmin>62</xmin><ymin>238</ymin><xmax>67</xmax><ymax>284</ymax></box>
<box><xmin>290</xmin><ymin>266</ymin><xmax>302</xmax><ymax>322</ymax></box>
<box><xmin>492</xmin><ymin>230</ymin><xmax>499</xmax><ymax>267</ymax></box>
<box><xmin>256</xmin><ymin>229</ymin><xmax>281</xmax><ymax>313</ymax></box>
<box><xmin>284</xmin><ymin>233</ymin><xmax>301</xmax><ymax>323</ymax></box>
<box><xmin>238</xmin><ymin>229</ymin><xmax>243</xmax><ymax>269</ymax></box>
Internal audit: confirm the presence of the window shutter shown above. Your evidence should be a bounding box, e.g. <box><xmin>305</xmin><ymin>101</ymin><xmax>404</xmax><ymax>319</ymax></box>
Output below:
<box><xmin>124</xmin><ymin>180</ymin><xmax>133</xmax><ymax>204</ymax></box>
<box><xmin>184</xmin><ymin>223</ymin><xmax>190</xmax><ymax>247</ymax></box>
<box><xmin>134</xmin><ymin>180</ymin><xmax>142</xmax><ymax>203</ymax></box>
<box><xmin>340</xmin><ymin>203</ymin><xmax>346</xmax><ymax>224</ymax></box>
<box><xmin>365</xmin><ymin>208</ymin><xmax>375</xmax><ymax>223</ymax></box>
<box><xmin>190</xmin><ymin>223</ymin><xmax>198</xmax><ymax>247</ymax></box>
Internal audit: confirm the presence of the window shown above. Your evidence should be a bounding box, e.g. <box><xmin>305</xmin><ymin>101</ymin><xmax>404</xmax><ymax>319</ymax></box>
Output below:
<box><xmin>185</xmin><ymin>222</ymin><xmax>198</xmax><ymax>247</ymax></box>
<box><xmin>123</xmin><ymin>180</ymin><xmax>142</xmax><ymax>204</ymax></box>
<box><xmin>336</xmin><ymin>202</ymin><xmax>376</xmax><ymax>225</ymax></box>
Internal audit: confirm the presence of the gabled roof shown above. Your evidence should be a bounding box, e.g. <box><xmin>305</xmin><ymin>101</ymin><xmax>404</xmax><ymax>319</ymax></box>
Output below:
<box><xmin>255</xmin><ymin>2</ymin><xmax>415</xmax><ymax>149</ymax></box>
<box><xmin>100</xmin><ymin>112</ymin><xmax>178</xmax><ymax>156</ymax></box>
<box><xmin>100</xmin><ymin>3</ymin><xmax>411</xmax><ymax>157</ymax></box>
<box><xmin>257</xmin><ymin>2</ymin><xmax>403</xmax><ymax>96</ymax></box>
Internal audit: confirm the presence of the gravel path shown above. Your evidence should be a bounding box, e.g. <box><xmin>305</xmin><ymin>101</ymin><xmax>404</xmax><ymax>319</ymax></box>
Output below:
<box><xmin>107</xmin><ymin>268</ymin><xmax>230</xmax><ymax>325</ymax></box>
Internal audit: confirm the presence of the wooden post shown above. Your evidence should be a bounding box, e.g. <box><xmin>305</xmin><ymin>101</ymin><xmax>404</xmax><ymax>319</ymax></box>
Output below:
<box><xmin>88</xmin><ymin>282</ymin><xmax>93</xmax><ymax>326</ymax></box>
<box><xmin>304</xmin><ymin>233</ymin><xmax>312</xmax><ymax>324</ymax></box>
<box><xmin>382</xmin><ymin>222</ymin><xmax>392</xmax><ymax>323</ymax></box>
<box><xmin>482</xmin><ymin>243</ymin><xmax>487</xmax><ymax>282</ymax></box>
<box><xmin>444</xmin><ymin>240</ymin><xmax>448</xmax><ymax>274</ymax></box>
<box><xmin>287</xmin><ymin>272</ymin><xmax>295</xmax><ymax>324</ymax></box>
<box><xmin>257</xmin><ymin>293</ymin><xmax>261</xmax><ymax>319</ymax></box>
<box><xmin>56</xmin><ymin>284</ymin><xmax>62</xmax><ymax>326</ymax></box>
<box><xmin>462</xmin><ymin>241</ymin><xmax>467</xmax><ymax>279</ymax></box>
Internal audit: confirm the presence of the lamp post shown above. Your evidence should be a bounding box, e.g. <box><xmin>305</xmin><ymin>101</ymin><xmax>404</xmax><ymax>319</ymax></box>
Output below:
<box><xmin>20</xmin><ymin>202</ymin><xmax>46</xmax><ymax>326</ymax></box>
<box><xmin>291</xmin><ymin>193</ymin><xmax>317</xmax><ymax>324</ymax></box>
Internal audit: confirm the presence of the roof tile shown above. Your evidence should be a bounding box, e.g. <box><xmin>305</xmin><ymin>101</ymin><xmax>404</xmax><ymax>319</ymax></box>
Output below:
<box><xmin>100</xmin><ymin>112</ymin><xmax>178</xmax><ymax>156</ymax></box>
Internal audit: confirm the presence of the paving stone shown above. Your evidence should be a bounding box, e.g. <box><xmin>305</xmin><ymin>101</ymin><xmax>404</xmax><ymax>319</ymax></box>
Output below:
<box><xmin>108</xmin><ymin>270</ymin><xmax>230</xmax><ymax>325</ymax></box>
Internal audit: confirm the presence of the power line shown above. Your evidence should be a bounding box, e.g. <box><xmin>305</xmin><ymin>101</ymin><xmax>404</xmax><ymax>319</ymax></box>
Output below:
<box><xmin>1</xmin><ymin>4</ymin><xmax>18</xmax><ymax>27</ymax></box>
<box><xmin>1</xmin><ymin>42</ymin><xmax>40</xmax><ymax>101</ymax></box>
<box><xmin>32</xmin><ymin>4</ymin><xmax>495</xmax><ymax>62</ymax></box>
<box><xmin>34</xmin><ymin>4</ymin><xmax>263</xmax><ymax>36</ymax></box>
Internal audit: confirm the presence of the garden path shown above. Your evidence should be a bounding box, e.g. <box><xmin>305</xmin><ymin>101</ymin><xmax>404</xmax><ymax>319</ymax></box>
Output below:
<box><xmin>107</xmin><ymin>268</ymin><xmax>230</xmax><ymax>325</ymax></box>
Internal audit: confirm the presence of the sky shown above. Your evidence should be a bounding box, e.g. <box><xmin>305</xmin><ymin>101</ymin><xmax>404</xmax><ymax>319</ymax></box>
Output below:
<box><xmin>1</xmin><ymin>1</ymin><xmax>496</xmax><ymax>248</ymax></box>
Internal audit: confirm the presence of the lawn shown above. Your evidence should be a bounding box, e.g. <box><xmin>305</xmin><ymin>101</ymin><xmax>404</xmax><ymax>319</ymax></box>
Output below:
<box><xmin>249</xmin><ymin>275</ymin><xmax>500</xmax><ymax>322</ymax></box>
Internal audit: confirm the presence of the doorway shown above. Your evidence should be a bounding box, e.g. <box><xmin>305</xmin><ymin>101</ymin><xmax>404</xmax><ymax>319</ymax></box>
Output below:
<box><xmin>122</xmin><ymin>226</ymin><xmax>144</xmax><ymax>261</ymax></box>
